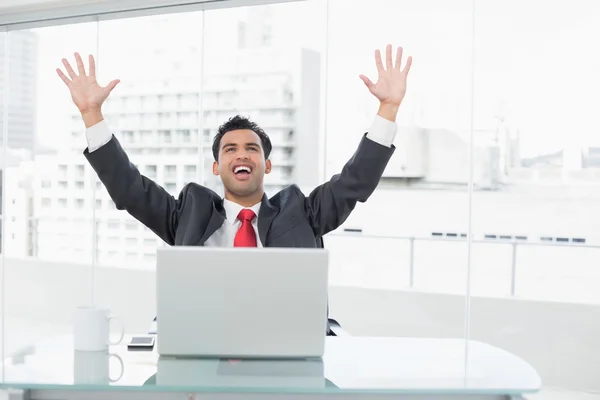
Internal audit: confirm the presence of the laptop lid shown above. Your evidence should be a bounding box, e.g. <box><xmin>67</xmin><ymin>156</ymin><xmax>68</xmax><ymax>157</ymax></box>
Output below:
<box><xmin>156</xmin><ymin>247</ymin><xmax>329</xmax><ymax>358</ymax></box>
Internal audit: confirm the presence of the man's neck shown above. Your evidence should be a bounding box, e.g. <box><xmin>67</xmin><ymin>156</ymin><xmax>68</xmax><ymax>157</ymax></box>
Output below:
<box><xmin>224</xmin><ymin>191</ymin><xmax>264</xmax><ymax>208</ymax></box>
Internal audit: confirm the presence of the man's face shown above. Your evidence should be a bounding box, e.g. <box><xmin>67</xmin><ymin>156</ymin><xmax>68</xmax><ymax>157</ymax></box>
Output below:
<box><xmin>212</xmin><ymin>129</ymin><xmax>271</xmax><ymax>197</ymax></box>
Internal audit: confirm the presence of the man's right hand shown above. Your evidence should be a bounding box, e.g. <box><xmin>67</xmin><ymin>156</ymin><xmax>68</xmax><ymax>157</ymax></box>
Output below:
<box><xmin>56</xmin><ymin>52</ymin><xmax>120</xmax><ymax>128</ymax></box>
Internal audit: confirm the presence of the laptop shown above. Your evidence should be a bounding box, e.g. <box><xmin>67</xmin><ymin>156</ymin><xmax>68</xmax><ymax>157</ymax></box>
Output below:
<box><xmin>156</xmin><ymin>246</ymin><xmax>329</xmax><ymax>358</ymax></box>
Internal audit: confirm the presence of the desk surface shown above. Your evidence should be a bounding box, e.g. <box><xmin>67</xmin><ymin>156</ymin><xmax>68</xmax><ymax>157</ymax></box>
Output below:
<box><xmin>0</xmin><ymin>335</ymin><xmax>541</xmax><ymax>396</ymax></box>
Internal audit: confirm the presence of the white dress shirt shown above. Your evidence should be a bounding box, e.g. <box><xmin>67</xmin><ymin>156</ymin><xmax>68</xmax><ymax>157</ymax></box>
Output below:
<box><xmin>85</xmin><ymin>115</ymin><xmax>397</xmax><ymax>246</ymax></box>
<box><xmin>204</xmin><ymin>199</ymin><xmax>263</xmax><ymax>247</ymax></box>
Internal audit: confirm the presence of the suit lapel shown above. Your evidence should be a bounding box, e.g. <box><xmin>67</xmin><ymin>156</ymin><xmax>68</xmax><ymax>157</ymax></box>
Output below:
<box><xmin>199</xmin><ymin>200</ymin><xmax>226</xmax><ymax>245</ymax></box>
<box><xmin>258</xmin><ymin>194</ymin><xmax>278</xmax><ymax>246</ymax></box>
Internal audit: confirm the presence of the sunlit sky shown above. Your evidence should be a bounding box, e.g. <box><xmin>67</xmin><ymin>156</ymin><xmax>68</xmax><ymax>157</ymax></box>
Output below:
<box><xmin>20</xmin><ymin>0</ymin><xmax>600</xmax><ymax>167</ymax></box>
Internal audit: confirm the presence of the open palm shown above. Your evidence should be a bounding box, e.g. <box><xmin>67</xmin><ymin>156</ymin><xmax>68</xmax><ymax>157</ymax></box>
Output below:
<box><xmin>360</xmin><ymin>44</ymin><xmax>412</xmax><ymax>106</ymax></box>
<box><xmin>56</xmin><ymin>53</ymin><xmax>120</xmax><ymax>114</ymax></box>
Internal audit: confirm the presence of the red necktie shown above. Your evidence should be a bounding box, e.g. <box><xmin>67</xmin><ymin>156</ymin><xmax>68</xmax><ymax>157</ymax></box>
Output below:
<box><xmin>234</xmin><ymin>209</ymin><xmax>257</xmax><ymax>247</ymax></box>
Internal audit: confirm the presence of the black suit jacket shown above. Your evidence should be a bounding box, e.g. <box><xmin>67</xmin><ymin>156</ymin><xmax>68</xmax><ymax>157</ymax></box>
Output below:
<box><xmin>84</xmin><ymin>133</ymin><xmax>394</xmax><ymax>335</ymax></box>
<box><xmin>84</xmin><ymin>133</ymin><xmax>394</xmax><ymax>247</ymax></box>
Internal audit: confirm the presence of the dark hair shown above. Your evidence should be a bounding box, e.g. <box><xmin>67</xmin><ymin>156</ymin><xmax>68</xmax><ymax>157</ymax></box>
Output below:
<box><xmin>212</xmin><ymin>115</ymin><xmax>272</xmax><ymax>161</ymax></box>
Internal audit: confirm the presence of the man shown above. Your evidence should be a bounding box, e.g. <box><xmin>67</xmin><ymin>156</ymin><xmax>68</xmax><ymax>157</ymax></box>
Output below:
<box><xmin>56</xmin><ymin>44</ymin><xmax>411</xmax><ymax>249</ymax></box>
<box><xmin>57</xmin><ymin>45</ymin><xmax>411</xmax><ymax>334</ymax></box>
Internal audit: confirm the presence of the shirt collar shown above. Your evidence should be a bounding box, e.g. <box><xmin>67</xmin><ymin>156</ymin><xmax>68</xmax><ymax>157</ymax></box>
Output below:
<box><xmin>223</xmin><ymin>199</ymin><xmax>261</xmax><ymax>225</ymax></box>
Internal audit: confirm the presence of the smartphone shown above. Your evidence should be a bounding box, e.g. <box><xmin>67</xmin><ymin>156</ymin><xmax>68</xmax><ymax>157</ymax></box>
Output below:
<box><xmin>127</xmin><ymin>336</ymin><xmax>155</xmax><ymax>350</ymax></box>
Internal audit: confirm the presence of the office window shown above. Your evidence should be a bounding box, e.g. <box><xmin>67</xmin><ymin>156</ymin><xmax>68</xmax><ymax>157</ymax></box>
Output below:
<box><xmin>140</xmin><ymin>130</ymin><xmax>152</xmax><ymax>141</ymax></box>
<box><xmin>121</xmin><ymin>131</ymin><xmax>134</xmax><ymax>143</ymax></box>
<box><xmin>75</xmin><ymin>164</ymin><xmax>85</xmax><ymax>179</ymax></box>
<box><xmin>142</xmin><ymin>96</ymin><xmax>158</xmax><ymax>109</ymax></box>
<box><xmin>145</xmin><ymin>165</ymin><xmax>157</xmax><ymax>179</ymax></box>
<box><xmin>184</xmin><ymin>165</ymin><xmax>196</xmax><ymax>181</ymax></box>
<box><xmin>178</xmin><ymin>129</ymin><xmax>191</xmax><ymax>143</ymax></box>
<box><xmin>164</xmin><ymin>183</ymin><xmax>177</xmax><ymax>193</ymax></box>
<box><xmin>161</xmin><ymin>95</ymin><xmax>177</xmax><ymax>109</ymax></box>
<box><xmin>17</xmin><ymin>5</ymin><xmax>594</xmax><ymax>395</ymax></box>
<box><xmin>92</xmin><ymin>10</ymin><xmax>204</xmax><ymax>275</ymax></box>
<box><xmin>123</xmin><ymin>96</ymin><xmax>141</xmax><ymax>111</ymax></box>
<box><xmin>467</xmin><ymin>0</ymin><xmax>600</xmax><ymax>395</ymax></box>
<box><xmin>180</xmin><ymin>94</ymin><xmax>198</xmax><ymax>108</ymax></box>
<box><xmin>158</xmin><ymin>129</ymin><xmax>172</xmax><ymax>143</ymax></box>
<box><xmin>164</xmin><ymin>165</ymin><xmax>177</xmax><ymax>179</ymax></box>
<box><xmin>141</xmin><ymin>113</ymin><xmax>157</xmax><ymax>128</ymax></box>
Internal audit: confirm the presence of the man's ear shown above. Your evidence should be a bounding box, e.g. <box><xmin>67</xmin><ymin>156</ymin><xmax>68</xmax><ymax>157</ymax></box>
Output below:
<box><xmin>212</xmin><ymin>160</ymin><xmax>220</xmax><ymax>176</ymax></box>
<box><xmin>265</xmin><ymin>159</ymin><xmax>272</xmax><ymax>174</ymax></box>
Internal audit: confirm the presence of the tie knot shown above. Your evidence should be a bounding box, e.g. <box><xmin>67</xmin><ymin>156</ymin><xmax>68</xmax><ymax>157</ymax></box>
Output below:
<box><xmin>237</xmin><ymin>209</ymin><xmax>256</xmax><ymax>222</ymax></box>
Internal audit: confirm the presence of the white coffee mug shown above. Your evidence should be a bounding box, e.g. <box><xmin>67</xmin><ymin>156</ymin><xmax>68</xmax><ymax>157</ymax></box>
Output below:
<box><xmin>73</xmin><ymin>306</ymin><xmax>125</xmax><ymax>351</ymax></box>
<box><xmin>74</xmin><ymin>350</ymin><xmax>124</xmax><ymax>384</ymax></box>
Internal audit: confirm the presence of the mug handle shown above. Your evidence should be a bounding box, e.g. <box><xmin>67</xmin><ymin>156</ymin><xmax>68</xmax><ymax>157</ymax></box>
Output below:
<box><xmin>108</xmin><ymin>353</ymin><xmax>125</xmax><ymax>383</ymax></box>
<box><xmin>107</xmin><ymin>315</ymin><xmax>125</xmax><ymax>345</ymax></box>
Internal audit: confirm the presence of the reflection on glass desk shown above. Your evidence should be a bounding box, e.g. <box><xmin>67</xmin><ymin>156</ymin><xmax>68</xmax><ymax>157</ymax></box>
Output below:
<box><xmin>150</xmin><ymin>356</ymin><xmax>332</xmax><ymax>389</ymax></box>
<box><xmin>0</xmin><ymin>335</ymin><xmax>541</xmax><ymax>399</ymax></box>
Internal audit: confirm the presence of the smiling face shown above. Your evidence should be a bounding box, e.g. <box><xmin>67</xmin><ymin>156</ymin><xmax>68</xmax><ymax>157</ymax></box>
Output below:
<box><xmin>212</xmin><ymin>129</ymin><xmax>272</xmax><ymax>204</ymax></box>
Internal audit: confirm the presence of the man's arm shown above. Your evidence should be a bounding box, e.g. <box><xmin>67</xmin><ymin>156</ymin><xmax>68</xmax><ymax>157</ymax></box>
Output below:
<box><xmin>57</xmin><ymin>53</ymin><xmax>183</xmax><ymax>244</ymax></box>
<box><xmin>303</xmin><ymin>113</ymin><xmax>396</xmax><ymax>237</ymax></box>
<box><xmin>304</xmin><ymin>44</ymin><xmax>412</xmax><ymax>236</ymax></box>
<box><xmin>83</xmin><ymin>114</ymin><xmax>184</xmax><ymax>245</ymax></box>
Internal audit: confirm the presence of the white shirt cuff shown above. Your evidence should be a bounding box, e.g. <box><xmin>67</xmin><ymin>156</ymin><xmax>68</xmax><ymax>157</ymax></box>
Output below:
<box><xmin>365</xmin><ymin>115</ymin><xmax>397</xmax><ymax>147</ymax></box>
<box><xmin>86</xmin><ymin>119</ymin><xmax>113</xmax><ymax>152</ymax></box>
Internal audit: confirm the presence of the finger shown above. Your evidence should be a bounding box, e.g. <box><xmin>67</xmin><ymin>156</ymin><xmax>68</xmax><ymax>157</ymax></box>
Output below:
<box><xmin>374</xmin><ymin>49</ymin><xmax>384</xmax><ymax>73</ymax></box>
<box><xmin>105</xmin><ymin>79</ymin><xmax>121</xmax><ymax>94</ymax></box>
<box><xmin>394</xmin><ymin>47</ymin><xmax>403</xmax><ymax>70</ymax></box>
<box><xmin>56</xmin><ymin>68</ymin><xmax>71</xmax><ymax>87</ymax></box>
<box><xmin>74</xmin><ymin>52</ymin><xmax>86</xmax><ymax>76</ymax></box>
<box><xmin>402</xmin><ymin>56</ymin><xmax>413</xmax><ymax>76</ymax></box>
<box><xmin>88</xmin><ymin>54</ymin><xmax>96</xmax><ymax>78</ymax></box>
<box><xmin>359</xmin><ymin>74</ymin><xmax>374</xmax><ymax>91</ymax></box>
<box><xmin>61</xmin><ymin>58</ymin><xmax>77</xmax><ymax>79</ymax></box>
<box><xmin>386</xmin><ymin>44</ymin><xmax>393</xmax><ymax>70</ymax></box>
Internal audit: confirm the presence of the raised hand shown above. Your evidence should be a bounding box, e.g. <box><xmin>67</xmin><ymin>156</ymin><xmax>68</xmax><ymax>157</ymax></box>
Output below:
<box><xmin>359</xmin><ymin>44</ymin><xmax>412</xmax><ymax>107</ymax></box>
<box><xmin>56</xmin><ymin>53</ymin><xmax>120</xmax><ymax>115</ymax></box>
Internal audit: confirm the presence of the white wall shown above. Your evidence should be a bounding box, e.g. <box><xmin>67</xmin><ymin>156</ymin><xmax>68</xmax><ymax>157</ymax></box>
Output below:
<box><xmin>1</xmin><ymin>257</ymin><xmax>599</xmax><ymax>392</ymax></box>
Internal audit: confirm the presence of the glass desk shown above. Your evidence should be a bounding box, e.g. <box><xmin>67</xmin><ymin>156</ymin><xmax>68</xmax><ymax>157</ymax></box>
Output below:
<box><xmin>0</xmin><ymin>335</ymin><xmax>541</xmax><ymax>399</ymax></box>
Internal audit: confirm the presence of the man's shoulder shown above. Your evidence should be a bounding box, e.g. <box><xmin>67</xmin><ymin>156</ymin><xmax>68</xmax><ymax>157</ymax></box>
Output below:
<box><xmin>180</xmin><ymin>182</ymin><xmax>222</xmax><ymax>204</ymax></box>
<box><xmin>272</xmin><ymin>183</ymin><xmax>305</xmax><ymax>196</ymax></box>
<box><xmin>268</xmin><ymin>184</ymin><xmax>306</xmax><ymax>206</ymax></box>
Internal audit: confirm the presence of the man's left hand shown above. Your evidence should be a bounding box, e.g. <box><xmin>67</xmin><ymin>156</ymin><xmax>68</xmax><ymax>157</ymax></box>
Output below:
<box><xmin>360</xmin><ymin>44</ymin><xmax>412</xmax><ymax>111</ymax></box>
